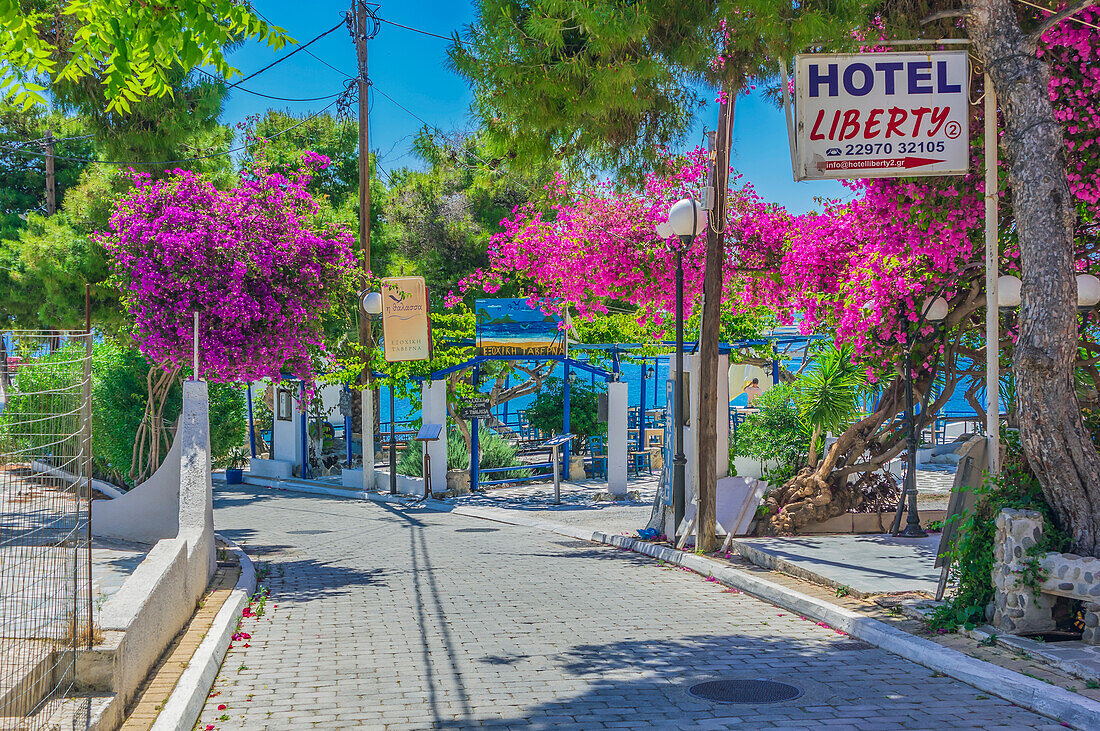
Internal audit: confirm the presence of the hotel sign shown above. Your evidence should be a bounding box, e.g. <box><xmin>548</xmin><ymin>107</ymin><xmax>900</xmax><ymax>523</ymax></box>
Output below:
<box><xmin>381</xmin><ymin>276</ymin><xmax>430</xmax><ymax>362</ymax></box>
<box><xmin>794</xmin><ymin>51</ymin><xmax>969</xmax><ymax>180</ymax></box>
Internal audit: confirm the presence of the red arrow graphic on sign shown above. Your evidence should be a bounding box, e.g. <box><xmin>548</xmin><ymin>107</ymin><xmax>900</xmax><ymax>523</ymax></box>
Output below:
<box><xmin>900</xmin><ymin>156</ymin><xmax>945</xmax><ymax>168</ymax></box>
<box><xmin>816</xmin><ymin>156</ymin><xmax>946</xmax><ymax>171</ymax></box>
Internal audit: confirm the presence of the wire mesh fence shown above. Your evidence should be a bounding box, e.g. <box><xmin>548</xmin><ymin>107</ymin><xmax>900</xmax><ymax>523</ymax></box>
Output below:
<box><xmin>0</xmin><ymin>331</ymin><xmax>92</xmax><ymax>729</ymax></box>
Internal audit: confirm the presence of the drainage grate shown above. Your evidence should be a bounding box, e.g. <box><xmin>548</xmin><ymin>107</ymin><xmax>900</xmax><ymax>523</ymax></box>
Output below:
<box><xmin>833</xmin><ymin>640</ymin><xmax>874</xmax><ymax>651</ymax></box>
<box><xmin>455</xmin><ymin>527</ymin><xmax>499</xmax><ymax>533</ymax></box>
<box><xmin>688</xmin><ymin>679</ymin><xmax>803</xmax><ymax>704</ymax></box>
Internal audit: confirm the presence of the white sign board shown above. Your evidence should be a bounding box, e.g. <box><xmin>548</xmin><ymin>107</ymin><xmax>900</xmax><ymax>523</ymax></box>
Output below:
<box><xmin>381</xmin><ymin>276</ymin><xmax>430</xmax><ymax>362</ymax></box>
<box><xmin>794</xmin><ymin>51</ymin><xmax>969</xmax><ymax>180</ymax></box>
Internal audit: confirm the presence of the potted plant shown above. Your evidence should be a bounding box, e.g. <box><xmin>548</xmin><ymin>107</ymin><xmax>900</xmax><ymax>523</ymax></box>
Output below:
<box><xmin>224</xmin><ymin>446</ymin><xmax>249</xmax><ymax>485</ymax></box>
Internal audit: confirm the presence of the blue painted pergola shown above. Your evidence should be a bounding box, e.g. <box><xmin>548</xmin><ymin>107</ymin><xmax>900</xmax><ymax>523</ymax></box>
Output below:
<box><xmin>429</xmin><ymin>354</ymin><xmax>614</xmax><ymax>492</ymax></box>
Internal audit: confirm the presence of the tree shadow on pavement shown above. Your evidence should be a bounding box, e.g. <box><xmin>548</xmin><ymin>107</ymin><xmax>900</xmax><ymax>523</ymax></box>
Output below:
<box><xmin>443</xmin><ymin>632</ymin><xmax>1038</xmax><ymax>730</ymax></box>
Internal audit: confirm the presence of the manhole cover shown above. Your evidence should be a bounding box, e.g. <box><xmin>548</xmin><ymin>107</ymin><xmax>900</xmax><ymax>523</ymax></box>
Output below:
<box><xmin>455</xmin><ymin>527</ymin><xmax>498</xmax><ymax>533</ymax></box>
<box><xmin>687</xmin><ymin>679</ymin><xmax>802</xmax><ymax>704</ymax></box>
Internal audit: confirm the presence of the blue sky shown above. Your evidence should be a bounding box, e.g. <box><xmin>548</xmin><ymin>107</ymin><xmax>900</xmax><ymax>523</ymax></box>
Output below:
<box><xmin>223</xmin><ymin>2</ymin><xmax>848</xmax><ymax>214</ymax></box>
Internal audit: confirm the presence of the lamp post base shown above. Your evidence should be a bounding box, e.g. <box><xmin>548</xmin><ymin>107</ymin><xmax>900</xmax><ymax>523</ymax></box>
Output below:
<box><xmin>896</xmin><ymin>524</ymin><xmax>928</xmax><ymax>538</ymax></box>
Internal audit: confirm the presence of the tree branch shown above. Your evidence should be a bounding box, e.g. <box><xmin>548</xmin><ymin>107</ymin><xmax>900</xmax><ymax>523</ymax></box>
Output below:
<box><xmin>921</xmin><ymin>8</ymin><xmax>967</xmax><ymax>25</ymax></box>
<box><xmin>1027</xmin><ymin>0</ymin><xmax>1094</xmax><ymax>44</ymax></box>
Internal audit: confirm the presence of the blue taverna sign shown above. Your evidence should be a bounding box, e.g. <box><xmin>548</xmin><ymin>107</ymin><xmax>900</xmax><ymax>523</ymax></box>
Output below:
<box><xmin>475</xmin><ymin>299</ymin><xmax>565</xmax><ymax>357</ymax></box>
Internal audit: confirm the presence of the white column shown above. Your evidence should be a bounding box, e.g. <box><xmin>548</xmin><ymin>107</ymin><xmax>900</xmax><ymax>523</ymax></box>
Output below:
<box><xmin>606</xmin><ymin>380</ymin><xmax>628</xmax><ymax>495</ymax></box>
<box><xmin>362</xmin><ymin>387</ymin><xmax>375</xmax><ymax>492</ymax></box>
<box><xmin>272</xmin><ymin>383</ymin><xmax>304</xmax><ymax>471</ymax></box>
<box><xmin>178</xmin><ymin>380</ymin><xmax>215</xmax><ymax>580</ymax></box>
<box><xmin>684</xmin><ymin>354</ymin><xmax>699</xmax><ymax>510</ymax></box>
<box><xmin>423</xmin><ymin>380</ymin><xmax>448</xmax><ymax>495</ymax></box>
<box><xmin>984</xmin><ymin>74</ymin><xmax>1000</xmax><ymax>477</ymax></box>
<box><xmin>717</xmin><ymin>354</ymin><xmax>730</xmax><ymax>479</ymax></box>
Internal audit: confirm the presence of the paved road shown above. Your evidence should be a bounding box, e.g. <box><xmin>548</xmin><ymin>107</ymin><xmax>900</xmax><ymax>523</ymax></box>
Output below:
<box><xmin>198</xmin><ymin>485</ymin><xmax>1060</xmax><ymax>730</ymax></box>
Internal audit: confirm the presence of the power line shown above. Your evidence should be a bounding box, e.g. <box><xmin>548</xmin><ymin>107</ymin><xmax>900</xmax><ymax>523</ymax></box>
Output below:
<box><xmin>371</xmin><ymin>85</ymin><xmax>432</xmax><ymax>128</ymax></box>
<box><xmin>252</xmin><ymin>8</ymin><xmax>356</xmax><ymax>78</ymax></box>
<box><xmin>2</xmin><ymin>133</ymin><xmax>94</xmax><ymax>147</ymax></box>
<box><xmin>0</xmin><ymin>99</ymin><xmax>341</xmax><ymax>166</ymax></box>
<box><xmin>195</xmin><ymin>68</ymin><xmax>349</xmax><ymax>102</ymax></box>
<box><xmin>226</xmin><ymin>19</ymin><xmax>348</xmax><ymax>90</ymax></box>
<box><xmin>376</xmin><ymin>15</ymin><xmax>467</xmax><ymax>45</ymax></box>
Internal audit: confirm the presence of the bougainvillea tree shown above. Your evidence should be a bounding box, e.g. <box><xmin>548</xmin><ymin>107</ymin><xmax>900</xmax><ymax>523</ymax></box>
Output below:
<box><xmin>453</xmin><ymin>7</ymin><xmax>1100</xmax><ymax>543</ymax></box>
<box><xmin>100</xmin><ymin>153</ymin><xmax>356</xmax><ymax>481</ymax></box>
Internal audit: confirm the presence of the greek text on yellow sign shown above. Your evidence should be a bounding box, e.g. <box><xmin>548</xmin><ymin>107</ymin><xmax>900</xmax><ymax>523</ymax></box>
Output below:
<box><xmin>381</xmin><ymin>276</ymin><xmax>430</xmax><ymax>362</ymax></box>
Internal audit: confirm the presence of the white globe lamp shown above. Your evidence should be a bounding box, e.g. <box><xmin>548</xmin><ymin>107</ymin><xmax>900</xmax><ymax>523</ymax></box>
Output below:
<box><xmin>922</xmin><ymin>296</ymin><xmax>949</xmax><ymax>322</ymax></box>
<box><xmin>654</xmin><ymin>220</ymin><xmax>674</xmax><ymax>239</ymax></box>
<box><xmin>1078</xmin><ymin>274</ymin><xmax>1100</xmax><ymax>308</ymax></box>
<box><xmin>361</xmin><ymin>290</ymin><xmax>383</xmax><ymax>316</ymax></box>
<box><xmin>997</xmin><ymin>275</ymin><xmax>1022</xmax><ymax>308</ymax></box>
<box><xmin>666</xmin><ymin>198</ymin><xmax>708</xmax><ymax>238</ymax></box>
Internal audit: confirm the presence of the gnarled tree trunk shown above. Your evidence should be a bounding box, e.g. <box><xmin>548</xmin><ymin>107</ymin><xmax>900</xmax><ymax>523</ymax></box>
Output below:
<box><xmin>970</xmin><ymin>0</ymin><xmax>1100</xmax><ymax>556</ymax></box>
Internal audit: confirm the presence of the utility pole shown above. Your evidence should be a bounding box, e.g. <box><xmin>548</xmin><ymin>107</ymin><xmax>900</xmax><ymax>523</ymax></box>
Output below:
<box><xmin>351</xmin><ymin>1</ymin><xmax>379</xmax><ymax>491</ymax></box>
<box><xmin>696</xmin><ymin>90</ymin><xmax>734</xmax><ymax>552</ymax></box>
<box><xmin>44</xmin><ymin>131</ymin><xmax>56</xmax><ymax>216</ymax></box>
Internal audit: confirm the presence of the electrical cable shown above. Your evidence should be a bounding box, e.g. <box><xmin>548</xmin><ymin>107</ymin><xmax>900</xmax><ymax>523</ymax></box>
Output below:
<box><xmin>251</xmin><ymin>8</ymin><xmax>356</xmax><ymax>78</ymax></box>
<box><xmin>226</xmin><ymin>19</ymin><xmax>348</xmax><ymax>90</ymax></box>
<box><xmin>376</xmin><ymin>16</ymin><xmax>466</xmax><ymax>45</ymax></box>
<box><xmin>194</xmin><ymin>68</ymin><xmax>347</xmax><ymax>102</ymax></box>
<box><xmin>2</xmin><ymin>133</ymin><xmax>94</xmax><ymax>147</ymax></box>
<box><xmin>0</xmin><ymin>98</ymin><xmax>341</xmax><ymax>166</ymax></box>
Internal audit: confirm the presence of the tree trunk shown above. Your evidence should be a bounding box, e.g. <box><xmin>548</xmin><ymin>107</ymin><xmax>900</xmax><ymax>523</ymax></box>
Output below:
<box><xmin>696</xmin><ymin>93</ymin><xmax>733</xmax><ymax>553</ymax></box>
<box><xmin>970</xmin><ymin>0</ymin><xmax>1100</xmax><ymax>556</ymax></box>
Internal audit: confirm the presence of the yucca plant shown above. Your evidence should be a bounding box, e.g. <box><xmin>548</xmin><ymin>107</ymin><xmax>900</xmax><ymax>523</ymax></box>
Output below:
<box><xmin>794</xmin><ymin>343</ymin><xmax>866</xmax><ymax>468</ymax></box>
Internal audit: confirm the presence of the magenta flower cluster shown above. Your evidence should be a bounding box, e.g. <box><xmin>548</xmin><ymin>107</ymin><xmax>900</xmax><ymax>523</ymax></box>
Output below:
<box><xmin>450</xmin><ymin>19</ymin><xmax>1098</xmax><ymax>385</ymax></box>
<box><xmin>1038</xmin><ymin>5</ymin><xmax>1100</xmax><ymax>207</ymax></box>
<box><xmin>101</xmin><ymin>155</ymin><xmax>356</xmax><ymax>384</ymax></box>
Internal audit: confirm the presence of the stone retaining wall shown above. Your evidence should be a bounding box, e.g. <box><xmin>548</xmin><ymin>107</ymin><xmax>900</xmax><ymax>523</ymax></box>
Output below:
<box><xmin>992</xmin><ymin>509</ymin><xmax>1100</xmax><ymax>643</ymax></box>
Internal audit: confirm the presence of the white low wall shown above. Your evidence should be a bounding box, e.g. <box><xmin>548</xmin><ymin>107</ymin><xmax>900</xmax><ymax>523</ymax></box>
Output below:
<box><xmin>79</xmin><ymin>381</ymin><xmax>216</xmax><ymax>726</ymax></box>
<box><xmin>342</xmin><ymin>467</ymin><xmax>425</xmax><ymax>496</ymax></box>
<box><xmin>92</xmin><ymin>426</ymin><xmax>182</xmax><ymax>543</ymax></box>
<box><xmin>248</xmin><ymin>458</ymin><xmax>293</xmax><ymax>479</ymax></box>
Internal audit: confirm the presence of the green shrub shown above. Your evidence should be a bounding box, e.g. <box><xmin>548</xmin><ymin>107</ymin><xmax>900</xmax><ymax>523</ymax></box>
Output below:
<box><xmin>398</xmin><ymin>430</ymin><xmax>470</xmax><ymax>476</ymax></box>
<box><xmin>732</xmin><ymin>383</ymin><xmax>807</xmax><ymax>483</ymax></box>
<box><xmin>0</xmin><ymin>341</ymin><xmax>86</xmax><ymax>465</ymax></box>
<box><xmin>928</xmin><ymin>431</ymin><xmax>1070</xmax><ymax>631</ymax></box>
<box><xmin>476</xmin><ymin>430</ymin><xmax>530</xmax><ymax>480</ymax></box>
<box><xmin>90</xmin><ymin>339</ymin><xmax>246</xmax><ymax>484</ymax></box>
<box><xmin>208</xmin><ymin>382</ymin><xmax>246</xmax><ymax>469</ymax></box>
<box><xmin>524</xmin><ymin>376</ymin><xmax>605</xmax><ymax>452</ymax></box>
<box><xmin>91</xmin><ymin>338</ymin><xmax>177</xmax><ymax>485</ymax></box>
<box><xmin>396</xmin><ymin>428</ymin><xmax>529</xmax><ymax>480</ymax></box>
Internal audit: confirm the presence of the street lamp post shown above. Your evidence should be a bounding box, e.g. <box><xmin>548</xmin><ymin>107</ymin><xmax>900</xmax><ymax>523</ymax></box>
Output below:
<box><xmin>656</xmin><ymin>198</ymin><xmax>707</xmax><ymax>537</ymax></box>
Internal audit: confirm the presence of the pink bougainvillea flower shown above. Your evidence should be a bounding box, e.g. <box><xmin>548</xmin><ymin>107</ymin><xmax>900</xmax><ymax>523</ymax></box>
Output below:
<box><xmin>99</xmin><ymin>154</ymin><xmax>356</xmax><ymax>386</ymax></box>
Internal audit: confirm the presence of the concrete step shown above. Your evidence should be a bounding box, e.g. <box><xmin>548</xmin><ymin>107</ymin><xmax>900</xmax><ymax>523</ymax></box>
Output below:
<box><xmin>230</xmin><ymin>473</ymin><xmax>372</xmax><ymax>501</ymax></box>
<box><xmin>0</xmin><ymin>691</ymin><xmax>115</xmax><ymax>730</ymax></box>
<box><xmin>0</xmin><ymin>639</ymin><xmax>57</xmax><ymax>719</ymax></box>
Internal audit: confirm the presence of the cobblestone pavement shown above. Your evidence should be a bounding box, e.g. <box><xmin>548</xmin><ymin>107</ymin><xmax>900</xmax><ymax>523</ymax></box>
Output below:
<box><xmin>198</xmin><ymin>484</ymin><xmax>1061</xmax><ymax>730</ymax></box>
<box><xmin>445</xmin><ymin>475</ymin><xmax>659</xmax><ymax>536</ymax></box>
<box><xmin>443</xmin><ymin>468</ymin><xmax>953</xmax><ymax>536</ymax></box>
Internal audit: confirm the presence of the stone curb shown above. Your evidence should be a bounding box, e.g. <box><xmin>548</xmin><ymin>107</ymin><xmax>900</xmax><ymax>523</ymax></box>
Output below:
<box><xmin>150</xmin><ymin>535</ymin><xmax>257</xmax><ymax>731</ymax></box>
<box><xmin>428</xmin><ymin>501</ymin><xmax>1100</xmax><ymax>730</ymax></box>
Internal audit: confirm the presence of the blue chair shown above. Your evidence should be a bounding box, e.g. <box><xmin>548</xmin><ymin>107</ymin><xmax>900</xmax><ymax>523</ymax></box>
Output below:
<box><xmin>630</xmin><ymin>448</ymin><xmax>653</xmax><ymax>476</ymax></box>
<box><xmin>587</xmin><ymin>436</ymin><xmax>607</xmax><ymax>479</ymax></box>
